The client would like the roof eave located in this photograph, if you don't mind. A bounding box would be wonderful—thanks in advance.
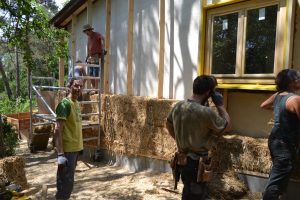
[50,0,86,28]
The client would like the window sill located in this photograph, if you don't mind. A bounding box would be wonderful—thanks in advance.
[217,83,276,91]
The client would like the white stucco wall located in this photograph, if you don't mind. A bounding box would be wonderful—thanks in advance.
[66,0,200,99]
[164,0,201,100]
[110,0,129,94]
[132,0,159,97]
[76,10,87,63]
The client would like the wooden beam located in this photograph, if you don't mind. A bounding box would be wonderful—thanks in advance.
[104,0,111,93]
[87,0,92,24]
[59,57,65,87]
[86,1,92,89]
[127,0,134,96]
[157,0,165,98]
[71,15,77,67]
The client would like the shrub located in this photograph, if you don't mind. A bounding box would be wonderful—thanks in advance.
[0,116,19,158]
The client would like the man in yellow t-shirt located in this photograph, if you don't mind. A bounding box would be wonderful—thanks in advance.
[54,78,83,200]
[166,75,231,200]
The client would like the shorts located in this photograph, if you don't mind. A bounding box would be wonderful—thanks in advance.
[88,67,99,77]
[74,68,82,77]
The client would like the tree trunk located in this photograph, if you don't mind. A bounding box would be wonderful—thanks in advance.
[15,47,20,97]
[0,115,5,158]
[0,58,13,99]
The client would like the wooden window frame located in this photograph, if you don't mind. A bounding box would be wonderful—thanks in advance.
[204,0,289,85]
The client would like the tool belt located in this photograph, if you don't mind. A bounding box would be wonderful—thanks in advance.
[170,151,218,188]
[196,155,218,182]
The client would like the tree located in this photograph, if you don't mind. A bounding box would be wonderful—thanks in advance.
[0,0,68,99]
[0,57,12,99]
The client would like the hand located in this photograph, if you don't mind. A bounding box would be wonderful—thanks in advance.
[103,50,107,55]
[57,154,68,165]
[211,91,224,106]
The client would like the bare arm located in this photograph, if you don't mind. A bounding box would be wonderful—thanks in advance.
[166,120,175,139]
[54,119,65,154]
[261,93,278,110]
[102,37,105,51]
[216,105,231,133]
[286,96,300,119]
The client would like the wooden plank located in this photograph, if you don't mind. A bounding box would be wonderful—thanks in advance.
[71,15,77,67]
[157,0,165,98]
[127,0,134,96]
[87,0,93,24]
[104,0,111,94]
[285,0,296,67]
[59,57,64,87]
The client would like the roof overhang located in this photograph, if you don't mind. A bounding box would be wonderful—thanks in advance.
[50,0,87,28]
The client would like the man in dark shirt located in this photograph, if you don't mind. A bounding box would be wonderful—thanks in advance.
[83,24,105,92]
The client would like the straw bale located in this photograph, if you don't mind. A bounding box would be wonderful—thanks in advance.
[213,135,271,174]
[33,124,52,133]
[0,156,27,189]
[208,170,247,199]
[84,94,177,159]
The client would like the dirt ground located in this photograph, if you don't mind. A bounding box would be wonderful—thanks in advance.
[16,140,182,200]
[15,140,264,200]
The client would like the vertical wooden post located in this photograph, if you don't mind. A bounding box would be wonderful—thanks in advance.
[59,57,65,87]
[157,0,165,99]
[87,0,93,24]
[104,0,111,94]
[127,0,134,96]
[71,15,77,67]
[223,89,228,110]
[86,0,92,89]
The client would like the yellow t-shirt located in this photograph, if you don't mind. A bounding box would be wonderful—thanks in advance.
[56,97,83,152]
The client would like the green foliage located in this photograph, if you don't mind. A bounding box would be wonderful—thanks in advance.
[0,0,69,99]
[1,117,19,157]
[0,96,32,114]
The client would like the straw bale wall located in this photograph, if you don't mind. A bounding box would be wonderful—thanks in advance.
[76,94,300,180]
[82,94,178,160]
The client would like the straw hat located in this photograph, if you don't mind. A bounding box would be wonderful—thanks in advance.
[83,24,94,32]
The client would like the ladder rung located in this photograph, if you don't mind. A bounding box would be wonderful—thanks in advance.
[34,86,67,90]
[77,63,100,68]
[32,76,55,80]
[79,101,99,104]
[83,137,98,141]
[33,114,56,122]
[81,113,99,117]
[78,76,101,80]
[32,122,54,126]
[82,124,99,129]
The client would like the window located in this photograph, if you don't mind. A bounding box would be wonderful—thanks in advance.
[204,0,291,84]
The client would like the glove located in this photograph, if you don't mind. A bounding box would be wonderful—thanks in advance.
[211,91,224,106]
[57,154,68,165]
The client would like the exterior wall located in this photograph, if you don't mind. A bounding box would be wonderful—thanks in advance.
[63,0,299,137]
[76,10,88,62]
[227,91,273,138]
[164,0,201,100]
[132,0,159,97]
[66,0,201,99]
[110,0,129,94]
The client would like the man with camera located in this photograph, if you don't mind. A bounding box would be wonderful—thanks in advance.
[166,75,231,200]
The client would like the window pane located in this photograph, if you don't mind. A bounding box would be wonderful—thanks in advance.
[212,13,238,74]
[245,5,278,74]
